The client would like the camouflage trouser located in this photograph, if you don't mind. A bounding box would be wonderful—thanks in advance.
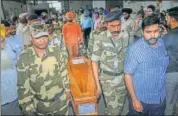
[100,74,127,115]
[79,44,87,57]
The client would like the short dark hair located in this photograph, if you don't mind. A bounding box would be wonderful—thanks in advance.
[167,6,178,21]
[80,9,84,14]
[94,12,99,16]
[11,15,18,23]
[147,5,155,12]
[137,10,144,18]
[1,20,10,27]
[141,14,160,30]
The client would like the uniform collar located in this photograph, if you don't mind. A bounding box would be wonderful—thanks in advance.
[30,46,50,61]
[106,31,112,38]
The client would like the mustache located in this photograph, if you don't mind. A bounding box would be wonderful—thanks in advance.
[111,31,120,35]
[11,32,16,35]
[148,38,158,40]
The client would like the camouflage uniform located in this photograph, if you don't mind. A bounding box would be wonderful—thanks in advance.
[87,28,103,59]
[17,22,70,115]
[100,15,105,24]
[91,30,129,115]
[79,43,87,57]
[48,33,65,51]
[121,17,135,44]
[53,20,63,36]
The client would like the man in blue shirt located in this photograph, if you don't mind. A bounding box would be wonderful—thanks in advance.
[163,6,178,115]
[124,14,169,115]
[80,10,93,49]
[9,22,24,57]
[1,20,22,115]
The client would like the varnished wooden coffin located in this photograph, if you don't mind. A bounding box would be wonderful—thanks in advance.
[67,57,98,115]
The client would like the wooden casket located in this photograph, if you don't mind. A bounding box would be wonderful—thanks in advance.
[67,57,98,115]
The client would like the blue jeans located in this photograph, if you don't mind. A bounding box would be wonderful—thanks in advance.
[165,72,178,115]
[128,96,166,116]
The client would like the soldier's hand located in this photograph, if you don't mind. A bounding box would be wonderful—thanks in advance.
[96,83,101,98]
[79,40,84,44]
[159,24,168,35]
[66,91,72,100]
[132,98,143,112]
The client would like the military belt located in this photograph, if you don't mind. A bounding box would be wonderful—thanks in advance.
[101,70,123,76]
[34,89,65,102]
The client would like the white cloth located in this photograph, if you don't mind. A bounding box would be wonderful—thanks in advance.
[16,23,31,45]
[121,17,135,44]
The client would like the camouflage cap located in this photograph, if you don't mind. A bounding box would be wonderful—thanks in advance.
[30,21,49,39]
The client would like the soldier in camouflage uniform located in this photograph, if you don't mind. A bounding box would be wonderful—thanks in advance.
[121,8,135,44]
[17,22,70,115]
[91,11,129,115]
[87,23,107,59]
[87,12,107,59]
[51,15,63,36]
[87,29,101,58]
[45,19,65,51]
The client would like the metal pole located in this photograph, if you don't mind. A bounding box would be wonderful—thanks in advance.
[1,0,5,19]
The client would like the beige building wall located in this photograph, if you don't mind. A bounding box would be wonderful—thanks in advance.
[2,1,27,20]
[69,0,92,10]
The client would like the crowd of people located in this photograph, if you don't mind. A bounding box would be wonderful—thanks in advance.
[1,4,178,115]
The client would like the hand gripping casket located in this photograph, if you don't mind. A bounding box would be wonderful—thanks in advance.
[67,57,98,115]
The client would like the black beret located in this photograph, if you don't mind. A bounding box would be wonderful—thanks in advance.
[27,14,38,20]
[167,6,178,16]
[104,11,122,22]
[122,8,132,14]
